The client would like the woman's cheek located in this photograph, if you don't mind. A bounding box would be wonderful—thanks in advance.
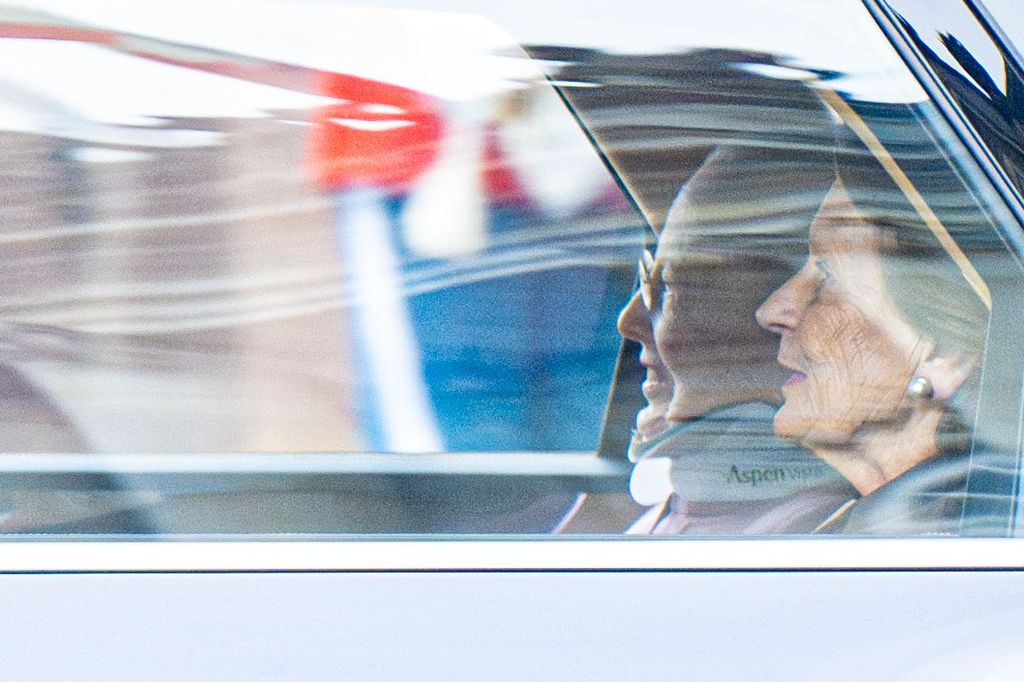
[798,299,860,365]
[654,296,689,357]
[848,321,918,427]
[798,299,915,437]
[795,301,875,439]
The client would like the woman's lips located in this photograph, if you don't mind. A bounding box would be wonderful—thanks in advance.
[640,365,670,400]
[636,368,672,447]
[784,371,807,386]
[641,377,669,399]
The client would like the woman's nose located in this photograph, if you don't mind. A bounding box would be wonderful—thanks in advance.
[617,290,655,346]
[756,269,812,334]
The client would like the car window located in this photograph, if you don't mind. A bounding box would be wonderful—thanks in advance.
[0,0,1022,537]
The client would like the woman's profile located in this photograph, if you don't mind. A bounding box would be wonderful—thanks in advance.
[755,113,1008,534]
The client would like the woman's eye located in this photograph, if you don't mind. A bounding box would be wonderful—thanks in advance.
[813,258,833,282]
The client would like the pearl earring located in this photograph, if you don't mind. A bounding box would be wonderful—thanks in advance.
[906,376,935,401]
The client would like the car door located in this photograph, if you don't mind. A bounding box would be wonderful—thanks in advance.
[0,1,1022,679]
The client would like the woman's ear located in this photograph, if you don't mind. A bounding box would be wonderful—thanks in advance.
[916,349,978,402]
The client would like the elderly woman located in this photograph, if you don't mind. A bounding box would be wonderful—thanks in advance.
[755,112,1000,534]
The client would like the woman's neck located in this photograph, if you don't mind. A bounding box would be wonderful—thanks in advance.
[811,408,943,496]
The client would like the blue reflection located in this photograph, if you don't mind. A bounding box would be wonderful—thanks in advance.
[335,189,637,453]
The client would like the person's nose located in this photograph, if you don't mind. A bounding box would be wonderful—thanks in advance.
[618,290,655,347]
[756,267,814,335]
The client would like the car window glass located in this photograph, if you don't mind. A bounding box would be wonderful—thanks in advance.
[0,0,1021,537]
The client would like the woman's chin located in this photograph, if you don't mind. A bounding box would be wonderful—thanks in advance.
[629,407,671,460]
[773,405,857,450]
[771,407,804,443]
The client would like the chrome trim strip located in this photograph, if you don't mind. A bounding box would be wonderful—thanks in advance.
[867,0,1024,242]
[966,0,1024,88]
[0,538,1019,572]
[0,452,625,477]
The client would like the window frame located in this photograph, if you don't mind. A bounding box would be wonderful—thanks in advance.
[2,0,1024,567]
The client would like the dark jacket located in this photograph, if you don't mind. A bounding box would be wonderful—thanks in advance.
[820,448,1016,536]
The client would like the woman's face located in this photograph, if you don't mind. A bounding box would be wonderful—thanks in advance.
[755,181,924,448]
[617,283,673,455]
[618,223,786,456]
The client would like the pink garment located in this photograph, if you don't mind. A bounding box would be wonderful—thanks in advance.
[627,490,854,535]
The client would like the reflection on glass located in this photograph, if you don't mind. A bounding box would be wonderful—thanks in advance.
[552,39,1021,535]
[0,0,1020,536]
